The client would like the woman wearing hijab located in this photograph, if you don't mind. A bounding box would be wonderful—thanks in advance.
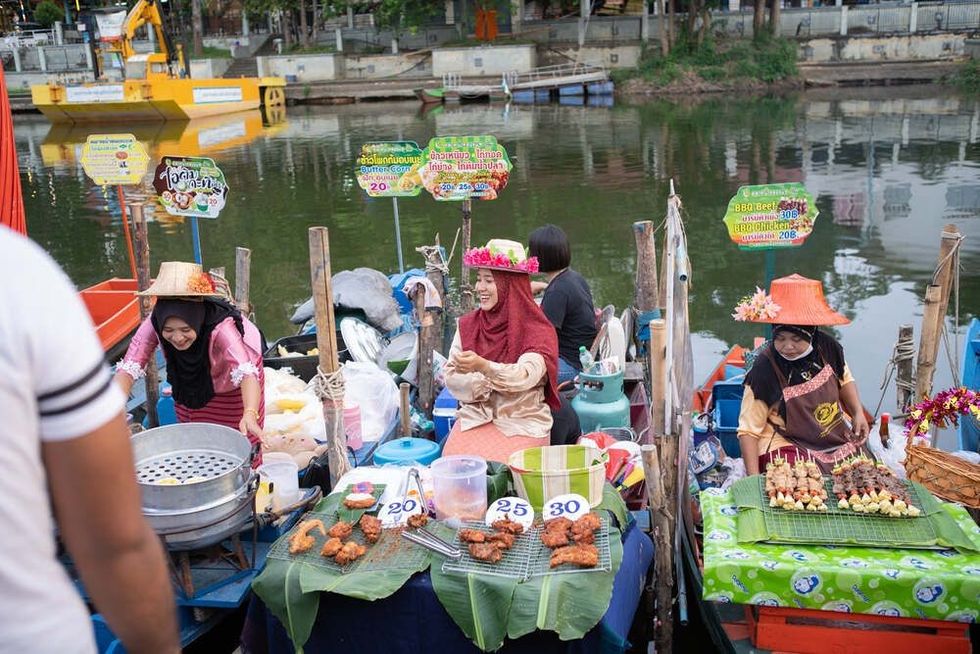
[735,274,870,476]
[114,262,265,453]
[442,239,563,463]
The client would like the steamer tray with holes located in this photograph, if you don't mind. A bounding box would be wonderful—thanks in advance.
[441,522,538,580]
[132,423,257,550]
[529,514,612,577]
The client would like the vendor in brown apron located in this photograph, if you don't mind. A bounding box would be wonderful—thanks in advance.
[735,274,871,476]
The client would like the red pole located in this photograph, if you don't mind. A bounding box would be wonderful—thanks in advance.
[0,64,27,236]
[117,185,138,279]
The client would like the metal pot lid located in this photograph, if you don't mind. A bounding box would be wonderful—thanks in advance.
[340,317,386,364]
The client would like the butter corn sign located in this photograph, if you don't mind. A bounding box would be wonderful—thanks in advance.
[355,141,425,198]
[723,183,818,250]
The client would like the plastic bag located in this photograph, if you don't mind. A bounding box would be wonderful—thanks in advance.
[262,368,326,466]
[342,361,399,442]
[291,268,402,333]
[866,423,908,478]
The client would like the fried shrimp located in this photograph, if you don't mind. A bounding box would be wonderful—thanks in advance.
[289,519,326,554]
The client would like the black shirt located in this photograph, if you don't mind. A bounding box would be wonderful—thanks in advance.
[539,268,598,369]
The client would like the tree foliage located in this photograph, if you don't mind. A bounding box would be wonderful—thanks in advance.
[319,0,444,33]
[33,0,65,27]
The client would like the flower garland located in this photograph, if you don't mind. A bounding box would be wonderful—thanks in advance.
[904,387,980,441]
[187,271,216,294]
[732,287,781,322]
[463,246,540,274]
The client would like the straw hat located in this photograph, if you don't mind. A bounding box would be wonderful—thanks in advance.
[463,238,540,274]
[137,261,224,298]
[734,273,850,326]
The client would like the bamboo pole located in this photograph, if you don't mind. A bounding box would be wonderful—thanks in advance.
[914,225,960,401]
[650,319,667,436]
[308,227,350,487]
[399,382,411,437]
[413,287,437,417]
[235,246,252,315]
[647,319,673,652]
[419,239,447,354]
[131,203,159,428]
[633,220,659,313]
[460,200,473,312]
[896,324,914,412]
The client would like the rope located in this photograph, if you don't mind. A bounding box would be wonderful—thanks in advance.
[416,244,449,277]
[874,330,915,418]
[932,230,965,389]
[312,365,345,401]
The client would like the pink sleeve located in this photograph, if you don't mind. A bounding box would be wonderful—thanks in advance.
[209,317,263,392]
[115,317,159,380]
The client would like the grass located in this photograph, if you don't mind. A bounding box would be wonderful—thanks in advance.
[948,59,980,94]
[285,43,337,55]
[189,45,232,60]
[613,33,799,88]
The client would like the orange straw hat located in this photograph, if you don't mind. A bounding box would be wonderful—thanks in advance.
[732,273,850,326]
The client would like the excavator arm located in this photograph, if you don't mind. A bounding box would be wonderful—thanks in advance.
[121,0,185,76]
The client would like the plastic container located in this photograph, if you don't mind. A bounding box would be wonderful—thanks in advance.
[156,385,177,426]
[372,437,440,466]
[344,402,363,450]
[711,379,745,458]
[508,445,605,512]
[433,386,459,444]
[256,460,299,511]
[264,333,348,382]
[431,455,487,521]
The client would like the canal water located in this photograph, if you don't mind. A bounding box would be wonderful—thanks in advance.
[13,86,980,420]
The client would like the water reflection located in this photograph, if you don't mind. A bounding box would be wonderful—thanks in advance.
[15,89,979,411]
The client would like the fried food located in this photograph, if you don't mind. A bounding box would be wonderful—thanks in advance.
[328,521,353,539]
[543,517,573,532]
[540,517,573,549]
[359,514,382,543]
[491,517,525,535]
[458,529,487,543]
[288,519,326,554]
[468,542,503,563]
[320,537,343,557]
[571,513,601,544]
[343,492,377,509]
[335,541,367,565]
[550,544,599,569]
[487,532,515,550]
[407,513,429,529]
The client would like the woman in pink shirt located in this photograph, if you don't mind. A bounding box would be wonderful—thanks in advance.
[114,262,265,453]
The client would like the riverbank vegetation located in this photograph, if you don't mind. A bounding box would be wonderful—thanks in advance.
[948,60,980,94]
[615,34,800,94]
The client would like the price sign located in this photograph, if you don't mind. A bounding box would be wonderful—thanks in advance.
[542,493,590,522]
[379,497,424,527]
[152,155,229,219]
[484,497,534,530]
[80,133,149,186]
[355,141,425,198]
[722,183,818,250]
[417,135,512,201]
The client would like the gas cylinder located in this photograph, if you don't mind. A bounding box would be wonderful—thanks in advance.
[570,368,631,433]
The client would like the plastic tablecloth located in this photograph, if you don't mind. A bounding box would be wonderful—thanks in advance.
[701,486,980,621]
[241,523,653,653]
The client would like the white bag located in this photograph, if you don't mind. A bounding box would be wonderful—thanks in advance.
[342,361,399,442]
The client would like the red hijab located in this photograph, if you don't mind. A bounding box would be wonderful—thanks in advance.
[459,269,561,411]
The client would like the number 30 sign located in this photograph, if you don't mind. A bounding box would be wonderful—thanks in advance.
[542,493,590,521]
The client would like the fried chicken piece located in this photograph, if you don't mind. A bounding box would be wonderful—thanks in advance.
[407,513,429,529]
[487,532,515,550]
[320,537,343,557]
[543,517,573,532]
[359,514,382,544]
[491,517,525,535]
[343,493,377,509]
[288,519,326,554]
[540,517,572,549]
[328,521,353,539]
[550,544,599,569]
[468,542,503,563]
[571,513,601,536]
[335,541,367,565]
[458,529,487,543]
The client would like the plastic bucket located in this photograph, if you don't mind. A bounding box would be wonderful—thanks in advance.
[431,455,487,521]
[508,445,605,512]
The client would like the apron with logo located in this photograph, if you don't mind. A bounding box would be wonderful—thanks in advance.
[763,347,864,472]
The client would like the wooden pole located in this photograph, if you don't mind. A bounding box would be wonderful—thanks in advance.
[399,382,411,437]
[117,186,137,279]
[633,220,659,313]
[914,225,960,401]
[131,203,159,428]
[460,200,473,312]
[235,246,252,315]
[420,240,447,354]
[650,319,667,436]
[647,318,673,651]
[413,287,436,418]
[308,226,350,487]
[896,324,915,412]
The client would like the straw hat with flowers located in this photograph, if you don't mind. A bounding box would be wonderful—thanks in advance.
[463,238,540,274]
[732,273,849,326]
[138,261,230,299]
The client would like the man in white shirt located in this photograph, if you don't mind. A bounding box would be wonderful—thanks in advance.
[0,226,178,653]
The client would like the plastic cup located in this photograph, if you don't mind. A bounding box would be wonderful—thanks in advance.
[344,402,363,450]
[431,455,487,521]
[257,460,299,512]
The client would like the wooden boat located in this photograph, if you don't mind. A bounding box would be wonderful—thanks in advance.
[414,87,445,104]
[79,277,141,356]
[960,317,980,452]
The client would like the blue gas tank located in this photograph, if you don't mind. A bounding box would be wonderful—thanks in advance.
[570,369,631,433]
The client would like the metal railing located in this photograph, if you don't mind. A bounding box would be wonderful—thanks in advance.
[507,62,607,88]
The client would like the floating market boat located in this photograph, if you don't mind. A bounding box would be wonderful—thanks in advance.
[960,318,979,453]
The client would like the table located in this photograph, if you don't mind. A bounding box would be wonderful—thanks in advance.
[701,486,980,621]
[241,523,654,653]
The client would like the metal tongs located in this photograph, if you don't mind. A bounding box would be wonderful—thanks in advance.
[398,467,461,559]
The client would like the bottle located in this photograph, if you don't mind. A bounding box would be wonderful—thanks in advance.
[879,413,891,447]
[157,385,178,426]
[579,346,594,373]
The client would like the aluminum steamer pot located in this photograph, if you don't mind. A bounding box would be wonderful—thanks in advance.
[131,423,256,551]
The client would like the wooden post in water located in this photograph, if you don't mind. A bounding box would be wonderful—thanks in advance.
[915,225,961,402]
[648,318,673,651]
[131,203,159,428]
[308,227,350,487]
[633,220,659,314]
[460,200,473,312]
[896,324,915,412]
[412,286,437,418]
[235,246,252,315]
[419,239,447,354]
[117,186,137,279]
[650,319,667,436]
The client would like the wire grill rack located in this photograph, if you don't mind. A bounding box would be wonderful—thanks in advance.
[441,522,538,580]
[753,477,940,548]
[528,514,612,577]
[267,511,428,574]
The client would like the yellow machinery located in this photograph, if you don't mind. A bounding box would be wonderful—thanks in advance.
[31,0,285,123]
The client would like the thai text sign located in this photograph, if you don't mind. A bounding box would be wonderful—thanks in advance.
[152,156,228,219]
[723,183,818,250]
[355,141,425,197]
[418,135,512,201]
[80,133,149,186]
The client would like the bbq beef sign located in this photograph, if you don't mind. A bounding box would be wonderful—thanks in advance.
[153,156,229,219]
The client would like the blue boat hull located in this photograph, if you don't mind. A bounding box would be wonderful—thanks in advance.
[959,317,979,452]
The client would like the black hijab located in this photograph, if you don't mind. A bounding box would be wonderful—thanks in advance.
[744,325,846,417]
[151,298,245,409]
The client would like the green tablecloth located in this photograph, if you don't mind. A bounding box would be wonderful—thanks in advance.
[701,486,980,622]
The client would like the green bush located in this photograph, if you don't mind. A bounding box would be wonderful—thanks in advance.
[33,0,64,27]
[949,60,980,94]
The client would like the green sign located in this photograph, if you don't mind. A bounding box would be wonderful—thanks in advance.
[723,183,818,250]
[152,156,228,220]
[418,135,512,201]
[355,141,425,197]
